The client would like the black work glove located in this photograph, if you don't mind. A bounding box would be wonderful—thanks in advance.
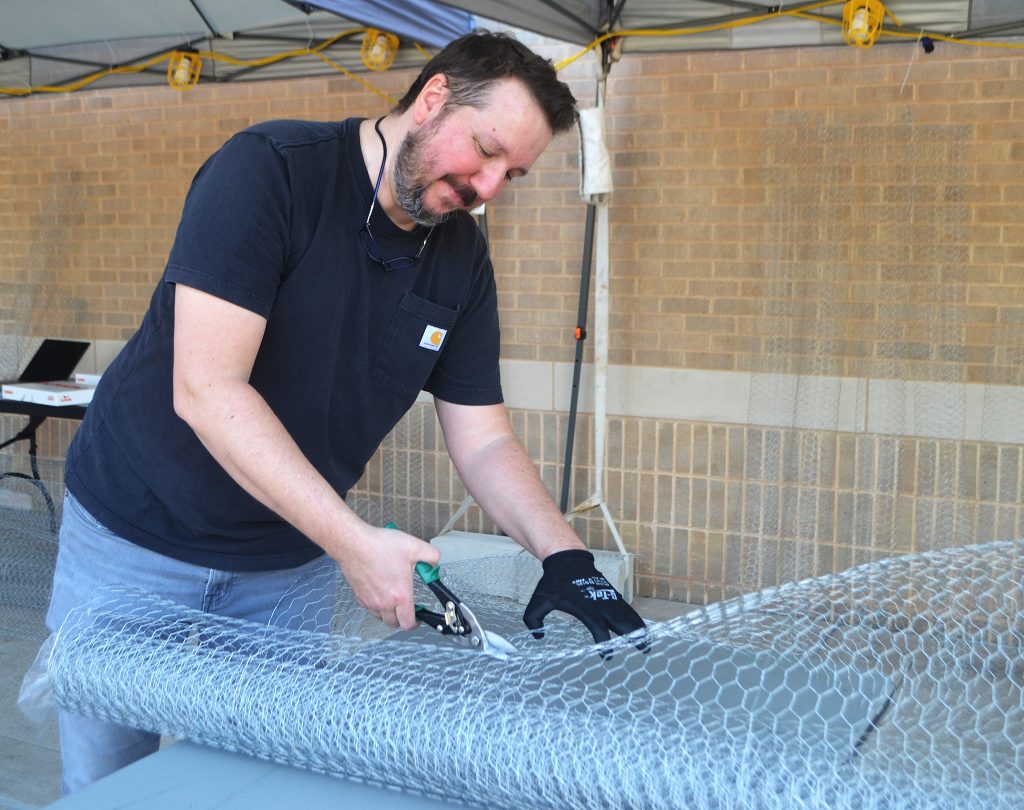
[523,549,649,653]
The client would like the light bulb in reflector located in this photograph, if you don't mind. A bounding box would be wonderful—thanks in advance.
[849,8,870,42]
[841,0,892,49]
[173,56,193,85]
[167,51,201,91]
[360,29,399,72]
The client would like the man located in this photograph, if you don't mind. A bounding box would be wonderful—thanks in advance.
[46,30,647,793]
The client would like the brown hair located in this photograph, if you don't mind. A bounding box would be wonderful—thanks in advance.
[395,30,578,134]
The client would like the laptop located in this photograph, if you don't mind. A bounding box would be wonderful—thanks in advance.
[15,339,90,383]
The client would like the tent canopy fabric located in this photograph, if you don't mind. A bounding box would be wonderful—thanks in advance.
[0,0,471,50]
[436,0,1024,52]
[2,1,1023,96]
[0,1,471,95]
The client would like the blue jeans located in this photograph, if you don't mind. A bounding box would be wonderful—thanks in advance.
[46,490,338,795]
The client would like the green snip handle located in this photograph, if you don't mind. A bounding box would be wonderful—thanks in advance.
[384,522,441,586]
[416,561,441,585]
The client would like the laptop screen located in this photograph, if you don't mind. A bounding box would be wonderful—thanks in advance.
[17,339,90,383]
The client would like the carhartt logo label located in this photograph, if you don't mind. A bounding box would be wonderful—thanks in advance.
[419,325,447,351]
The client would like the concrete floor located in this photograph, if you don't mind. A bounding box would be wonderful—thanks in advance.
[0,591,689,810]
[1,607,60,810]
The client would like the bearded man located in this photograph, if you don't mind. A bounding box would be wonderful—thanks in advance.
[47,30,646,794]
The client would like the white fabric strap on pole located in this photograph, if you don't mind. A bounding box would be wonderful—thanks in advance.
[579,105,613,202]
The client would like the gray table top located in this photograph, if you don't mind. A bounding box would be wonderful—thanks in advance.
[46,740,469,809]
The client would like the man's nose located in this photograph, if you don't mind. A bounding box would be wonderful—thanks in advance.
[471,163,509,203]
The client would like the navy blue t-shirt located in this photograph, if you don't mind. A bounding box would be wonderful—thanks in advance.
[65,118,503,571]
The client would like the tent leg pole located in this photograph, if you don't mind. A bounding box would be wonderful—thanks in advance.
[560,202,597,513]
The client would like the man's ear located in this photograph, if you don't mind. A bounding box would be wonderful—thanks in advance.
[412,73,449,125]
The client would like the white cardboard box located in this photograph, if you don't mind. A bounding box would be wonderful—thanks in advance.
[1,380,95,406]
[74,373,103,386]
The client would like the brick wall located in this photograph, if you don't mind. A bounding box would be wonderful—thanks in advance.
[3,36,1023,603]
[4,40,1023,377]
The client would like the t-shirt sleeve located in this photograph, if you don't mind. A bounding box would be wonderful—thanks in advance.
[424,246,503,406]
[164,132,292,318]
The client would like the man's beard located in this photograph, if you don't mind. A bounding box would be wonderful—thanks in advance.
[393,118,478,228]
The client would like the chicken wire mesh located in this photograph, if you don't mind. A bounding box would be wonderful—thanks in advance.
[36,538,1024,810]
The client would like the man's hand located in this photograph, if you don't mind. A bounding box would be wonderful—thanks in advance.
[335,525,440,631]
[523,549,649,652]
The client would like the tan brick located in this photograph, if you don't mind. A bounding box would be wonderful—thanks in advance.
[952,59,1011,81]
[716,71,771,91]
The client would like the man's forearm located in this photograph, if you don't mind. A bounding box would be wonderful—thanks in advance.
[451,432,586,560]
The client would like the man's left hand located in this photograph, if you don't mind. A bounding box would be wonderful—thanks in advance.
[523,549,649,652]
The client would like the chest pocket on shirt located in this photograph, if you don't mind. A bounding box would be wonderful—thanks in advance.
[371,291,459,399]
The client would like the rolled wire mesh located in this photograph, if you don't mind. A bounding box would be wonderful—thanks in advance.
[44,539,1024,809]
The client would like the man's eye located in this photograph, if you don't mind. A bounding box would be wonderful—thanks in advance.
[476,141,492,158]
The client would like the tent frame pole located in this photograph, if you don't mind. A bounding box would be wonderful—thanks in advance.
[559,203,596,512]
[562,203,626,556]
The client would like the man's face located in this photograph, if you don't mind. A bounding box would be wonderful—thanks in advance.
[392,78,554,228]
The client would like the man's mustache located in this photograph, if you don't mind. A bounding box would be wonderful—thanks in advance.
[442,175,478,208]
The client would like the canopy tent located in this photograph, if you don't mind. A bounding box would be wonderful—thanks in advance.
[0,1,472,96]
[438,0,1024,53]
[2,1,1023,97]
